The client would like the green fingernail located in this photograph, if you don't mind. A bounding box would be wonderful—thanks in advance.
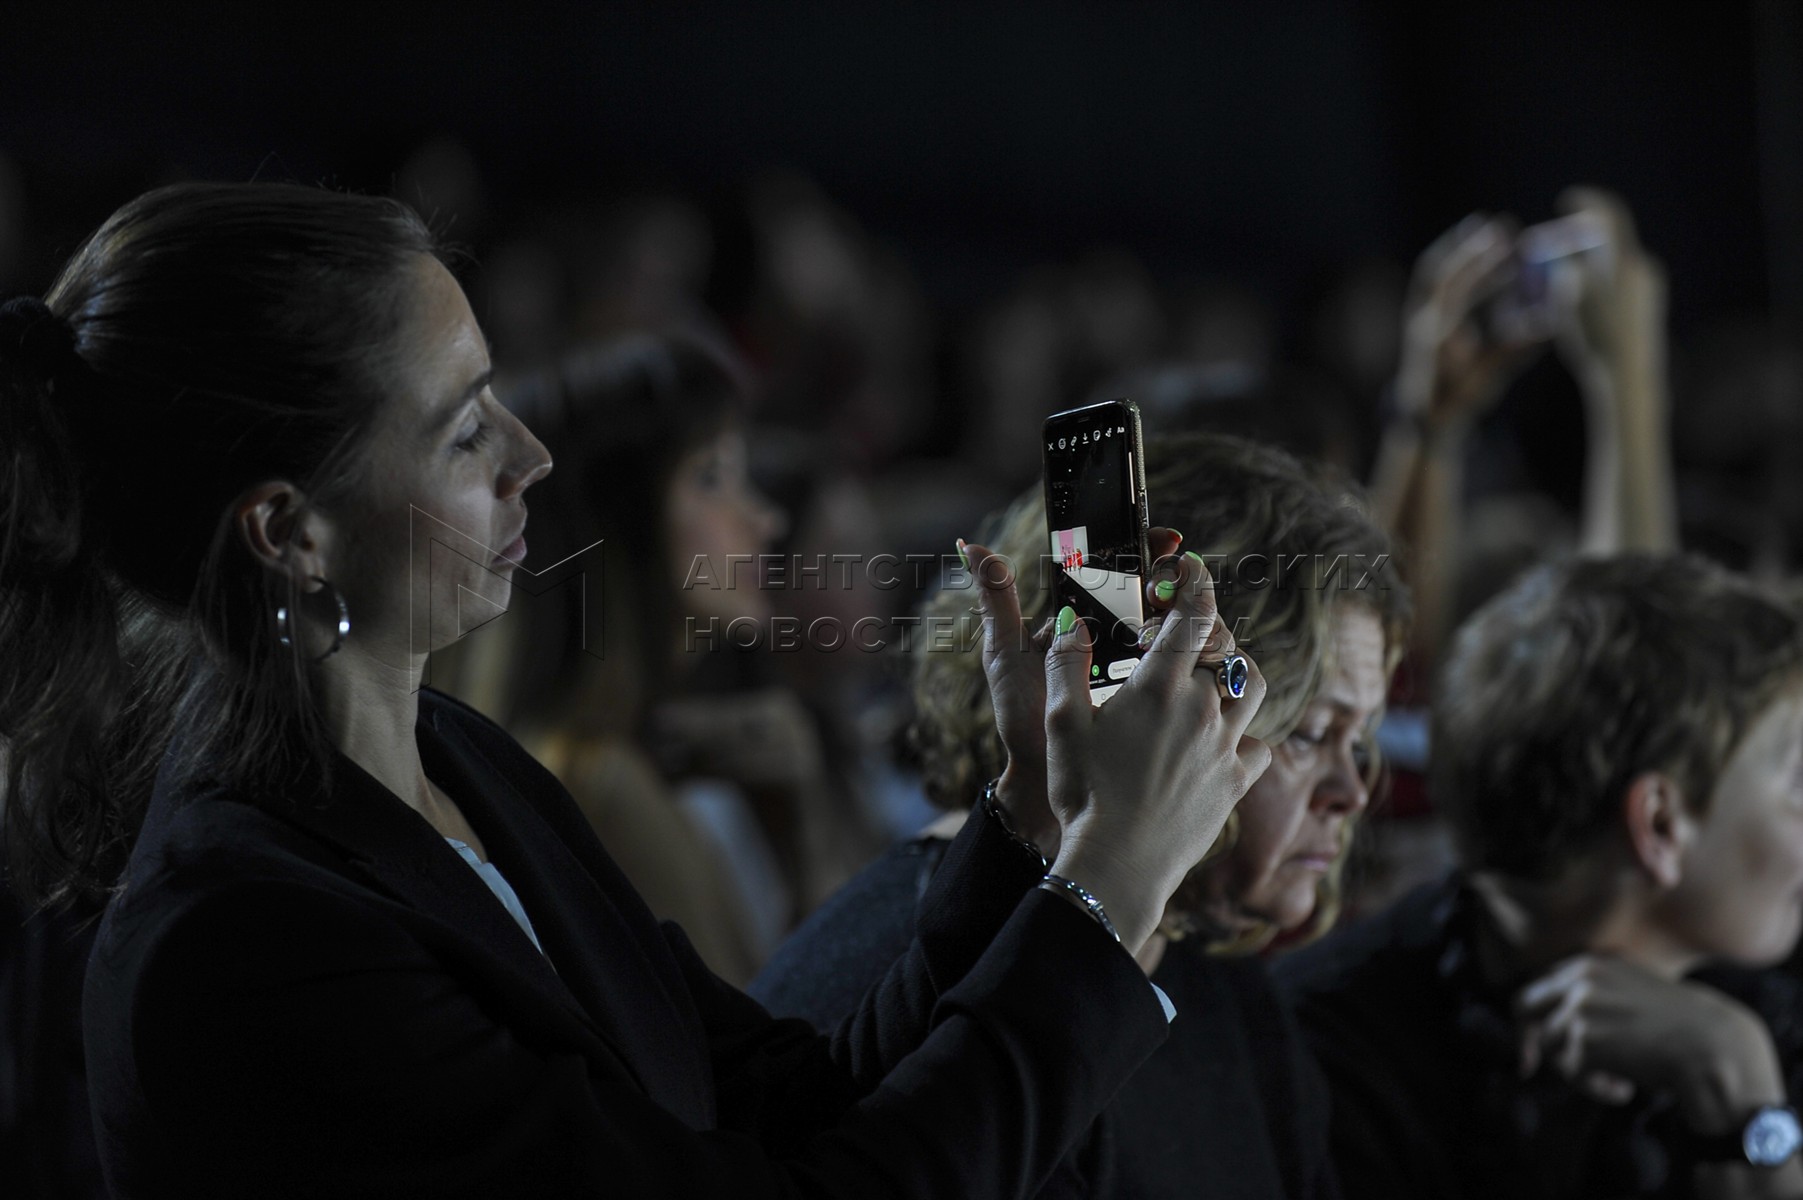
[1155,578,1177,601]
[1056,605,1077,636]
[956,539,969,569]
[1185,550,1204,565]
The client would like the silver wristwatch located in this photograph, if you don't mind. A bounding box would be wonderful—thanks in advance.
[1688,1105,1803,1168]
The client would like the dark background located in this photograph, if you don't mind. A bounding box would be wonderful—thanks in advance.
[2,1,1796,334]
[4,10,1801,1197]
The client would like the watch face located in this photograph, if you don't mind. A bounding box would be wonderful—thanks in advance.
[1744,1107,1802,1168]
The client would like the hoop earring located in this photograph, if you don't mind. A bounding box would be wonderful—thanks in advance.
[275,575,351,663]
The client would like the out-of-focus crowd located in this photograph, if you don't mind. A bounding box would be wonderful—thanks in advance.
[5,133,1803,1198]
[262,140,1800,981]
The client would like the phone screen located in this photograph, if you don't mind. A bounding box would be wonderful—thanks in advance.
[1043,400,1149,705]
[1489,212,1611,343]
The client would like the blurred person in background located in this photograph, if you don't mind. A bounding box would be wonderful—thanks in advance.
[731,172,937,471]
[755,432,1410,1199]
[1084,272,1366,492]
[1108,358,1365,479]
[1687,567,1803,1166]
[1063,250,1168,399]
[1303,255,1410,476]
[1167,276,1274,400]
[1370,186,1677,670]
[1351,186,1679,916]
[963,251,1167,496]
[719,172,997,846]
[445,333,883,986]
[1278,554,1803,1200]
[964,268,1072,492]
[472,189,729,377]
[568,191,718,346]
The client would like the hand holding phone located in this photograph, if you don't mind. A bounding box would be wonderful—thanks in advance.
[1487,210,1612,345]
[1542,187,1666,395]
[1397,213,1556,436]
[1038,549,1271,953]
[961,519,1187,861]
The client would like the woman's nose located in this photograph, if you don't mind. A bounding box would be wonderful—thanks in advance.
[1312,740,1370,817]
[501,422,554,499]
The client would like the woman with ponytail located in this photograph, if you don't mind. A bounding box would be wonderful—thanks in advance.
[0,182,1271,1198]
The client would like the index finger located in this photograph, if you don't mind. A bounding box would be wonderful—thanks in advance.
[1413,212,1488,297]
[1436,220,1518,317]
[1146,526,1182,563]
[961,539,1026,663]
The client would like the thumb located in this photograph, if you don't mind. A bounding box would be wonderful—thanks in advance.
[1043,605,1096,775]
[1556,184,1638,252]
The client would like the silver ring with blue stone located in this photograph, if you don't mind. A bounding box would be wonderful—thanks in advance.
[1198,652,1250,701]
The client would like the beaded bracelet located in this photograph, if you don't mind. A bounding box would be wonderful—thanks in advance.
[980,777,1050,873]
[1038,874,1121,943]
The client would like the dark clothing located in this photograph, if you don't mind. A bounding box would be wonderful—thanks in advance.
[755,836,943,1030]
[1274,873,1720,1200]
[83,688,1169,1199]
[754,834,1341,1200]
[0,887,105,1200]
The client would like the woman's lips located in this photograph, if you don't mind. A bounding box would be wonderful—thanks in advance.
[1291,853,1338,872]
[493,533,527,566]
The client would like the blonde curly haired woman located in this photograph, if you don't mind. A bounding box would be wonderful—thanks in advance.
[755,432,1411,1199]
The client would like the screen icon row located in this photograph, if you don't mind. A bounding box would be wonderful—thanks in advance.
[1045,425,1129,451]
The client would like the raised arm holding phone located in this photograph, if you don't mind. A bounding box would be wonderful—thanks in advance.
[1370,185,1678,668]
[0,181,1278,1199]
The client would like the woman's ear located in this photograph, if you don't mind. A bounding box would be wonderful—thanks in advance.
[234,481,329,586]
[1622,771,1692,888]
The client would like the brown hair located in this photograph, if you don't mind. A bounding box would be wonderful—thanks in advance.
[909,432,1410,948]
[0,182,437,906]
[1434,553,1803,882]
[492,333,747,741]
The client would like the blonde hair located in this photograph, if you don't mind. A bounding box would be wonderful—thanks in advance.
[909,433,1409,951]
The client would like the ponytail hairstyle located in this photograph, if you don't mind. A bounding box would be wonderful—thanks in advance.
[0,182,438,907]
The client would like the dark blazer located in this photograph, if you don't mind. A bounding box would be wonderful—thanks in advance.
[83,688,1168,1198]
[0,886,106,1200]
[755,835,1341,1200]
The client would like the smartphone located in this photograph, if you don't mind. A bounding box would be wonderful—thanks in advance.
[1489,211,1612,343]
[1042,399,1152,706]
